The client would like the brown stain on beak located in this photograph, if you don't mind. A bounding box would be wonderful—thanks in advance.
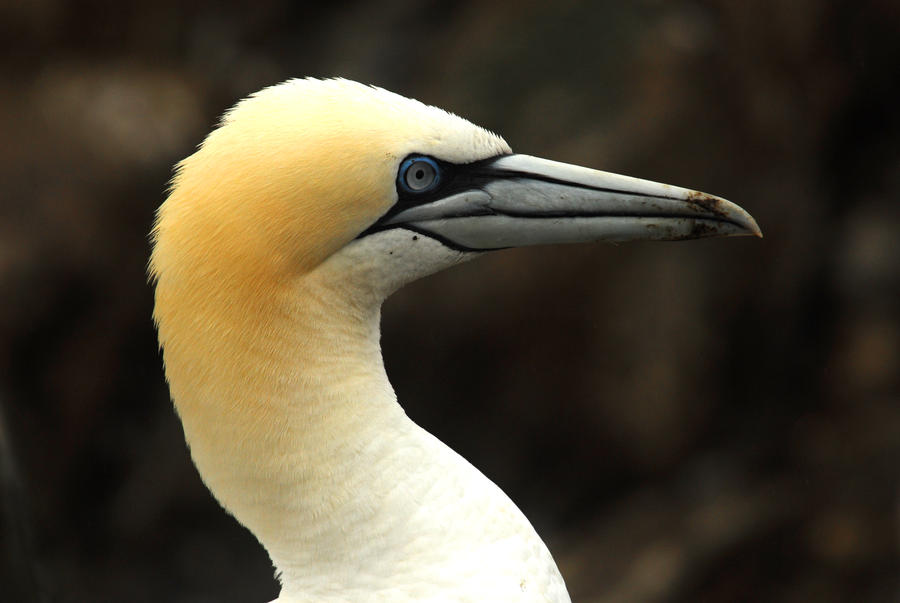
[685,190,731,220]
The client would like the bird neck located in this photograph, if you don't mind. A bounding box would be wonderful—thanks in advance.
[156,236,568,600]
[158,254,477,596]
[166,269,398,556]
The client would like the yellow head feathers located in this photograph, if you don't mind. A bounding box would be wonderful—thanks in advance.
[150,78,509,286]
[149,78,510,431]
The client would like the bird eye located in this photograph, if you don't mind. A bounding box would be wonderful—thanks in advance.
[399,157,440,193]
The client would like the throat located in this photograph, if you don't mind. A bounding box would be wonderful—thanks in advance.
[156,238,560,598]
[161,269,455,591]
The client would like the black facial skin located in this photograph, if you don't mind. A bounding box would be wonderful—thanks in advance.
[357,154,509,240]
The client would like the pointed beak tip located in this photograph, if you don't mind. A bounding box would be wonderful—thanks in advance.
[693,191,762,240]
[743,213,764,239]
[735,213,763,239]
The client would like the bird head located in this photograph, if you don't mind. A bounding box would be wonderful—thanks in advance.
[150,77,759,306]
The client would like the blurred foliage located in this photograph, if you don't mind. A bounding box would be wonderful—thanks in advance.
[0,0,898,602]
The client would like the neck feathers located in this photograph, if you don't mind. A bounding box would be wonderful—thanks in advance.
[155,253,401,567]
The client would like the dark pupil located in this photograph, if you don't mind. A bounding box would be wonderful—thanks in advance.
[415,169,425,180]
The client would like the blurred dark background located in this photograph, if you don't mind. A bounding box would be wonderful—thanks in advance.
[1,1,898,601]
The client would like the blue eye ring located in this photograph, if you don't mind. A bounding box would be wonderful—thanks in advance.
[398,156,440,194]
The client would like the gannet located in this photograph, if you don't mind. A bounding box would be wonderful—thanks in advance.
[149,78,760,602]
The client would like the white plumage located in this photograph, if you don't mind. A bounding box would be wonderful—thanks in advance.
[150,78,759,602]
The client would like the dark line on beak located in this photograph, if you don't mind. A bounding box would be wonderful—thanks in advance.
[485,168,687,203]
[397,224,485,253]
[485,208,748,229]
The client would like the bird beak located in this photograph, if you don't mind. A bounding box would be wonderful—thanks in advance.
[376,154,761,251]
